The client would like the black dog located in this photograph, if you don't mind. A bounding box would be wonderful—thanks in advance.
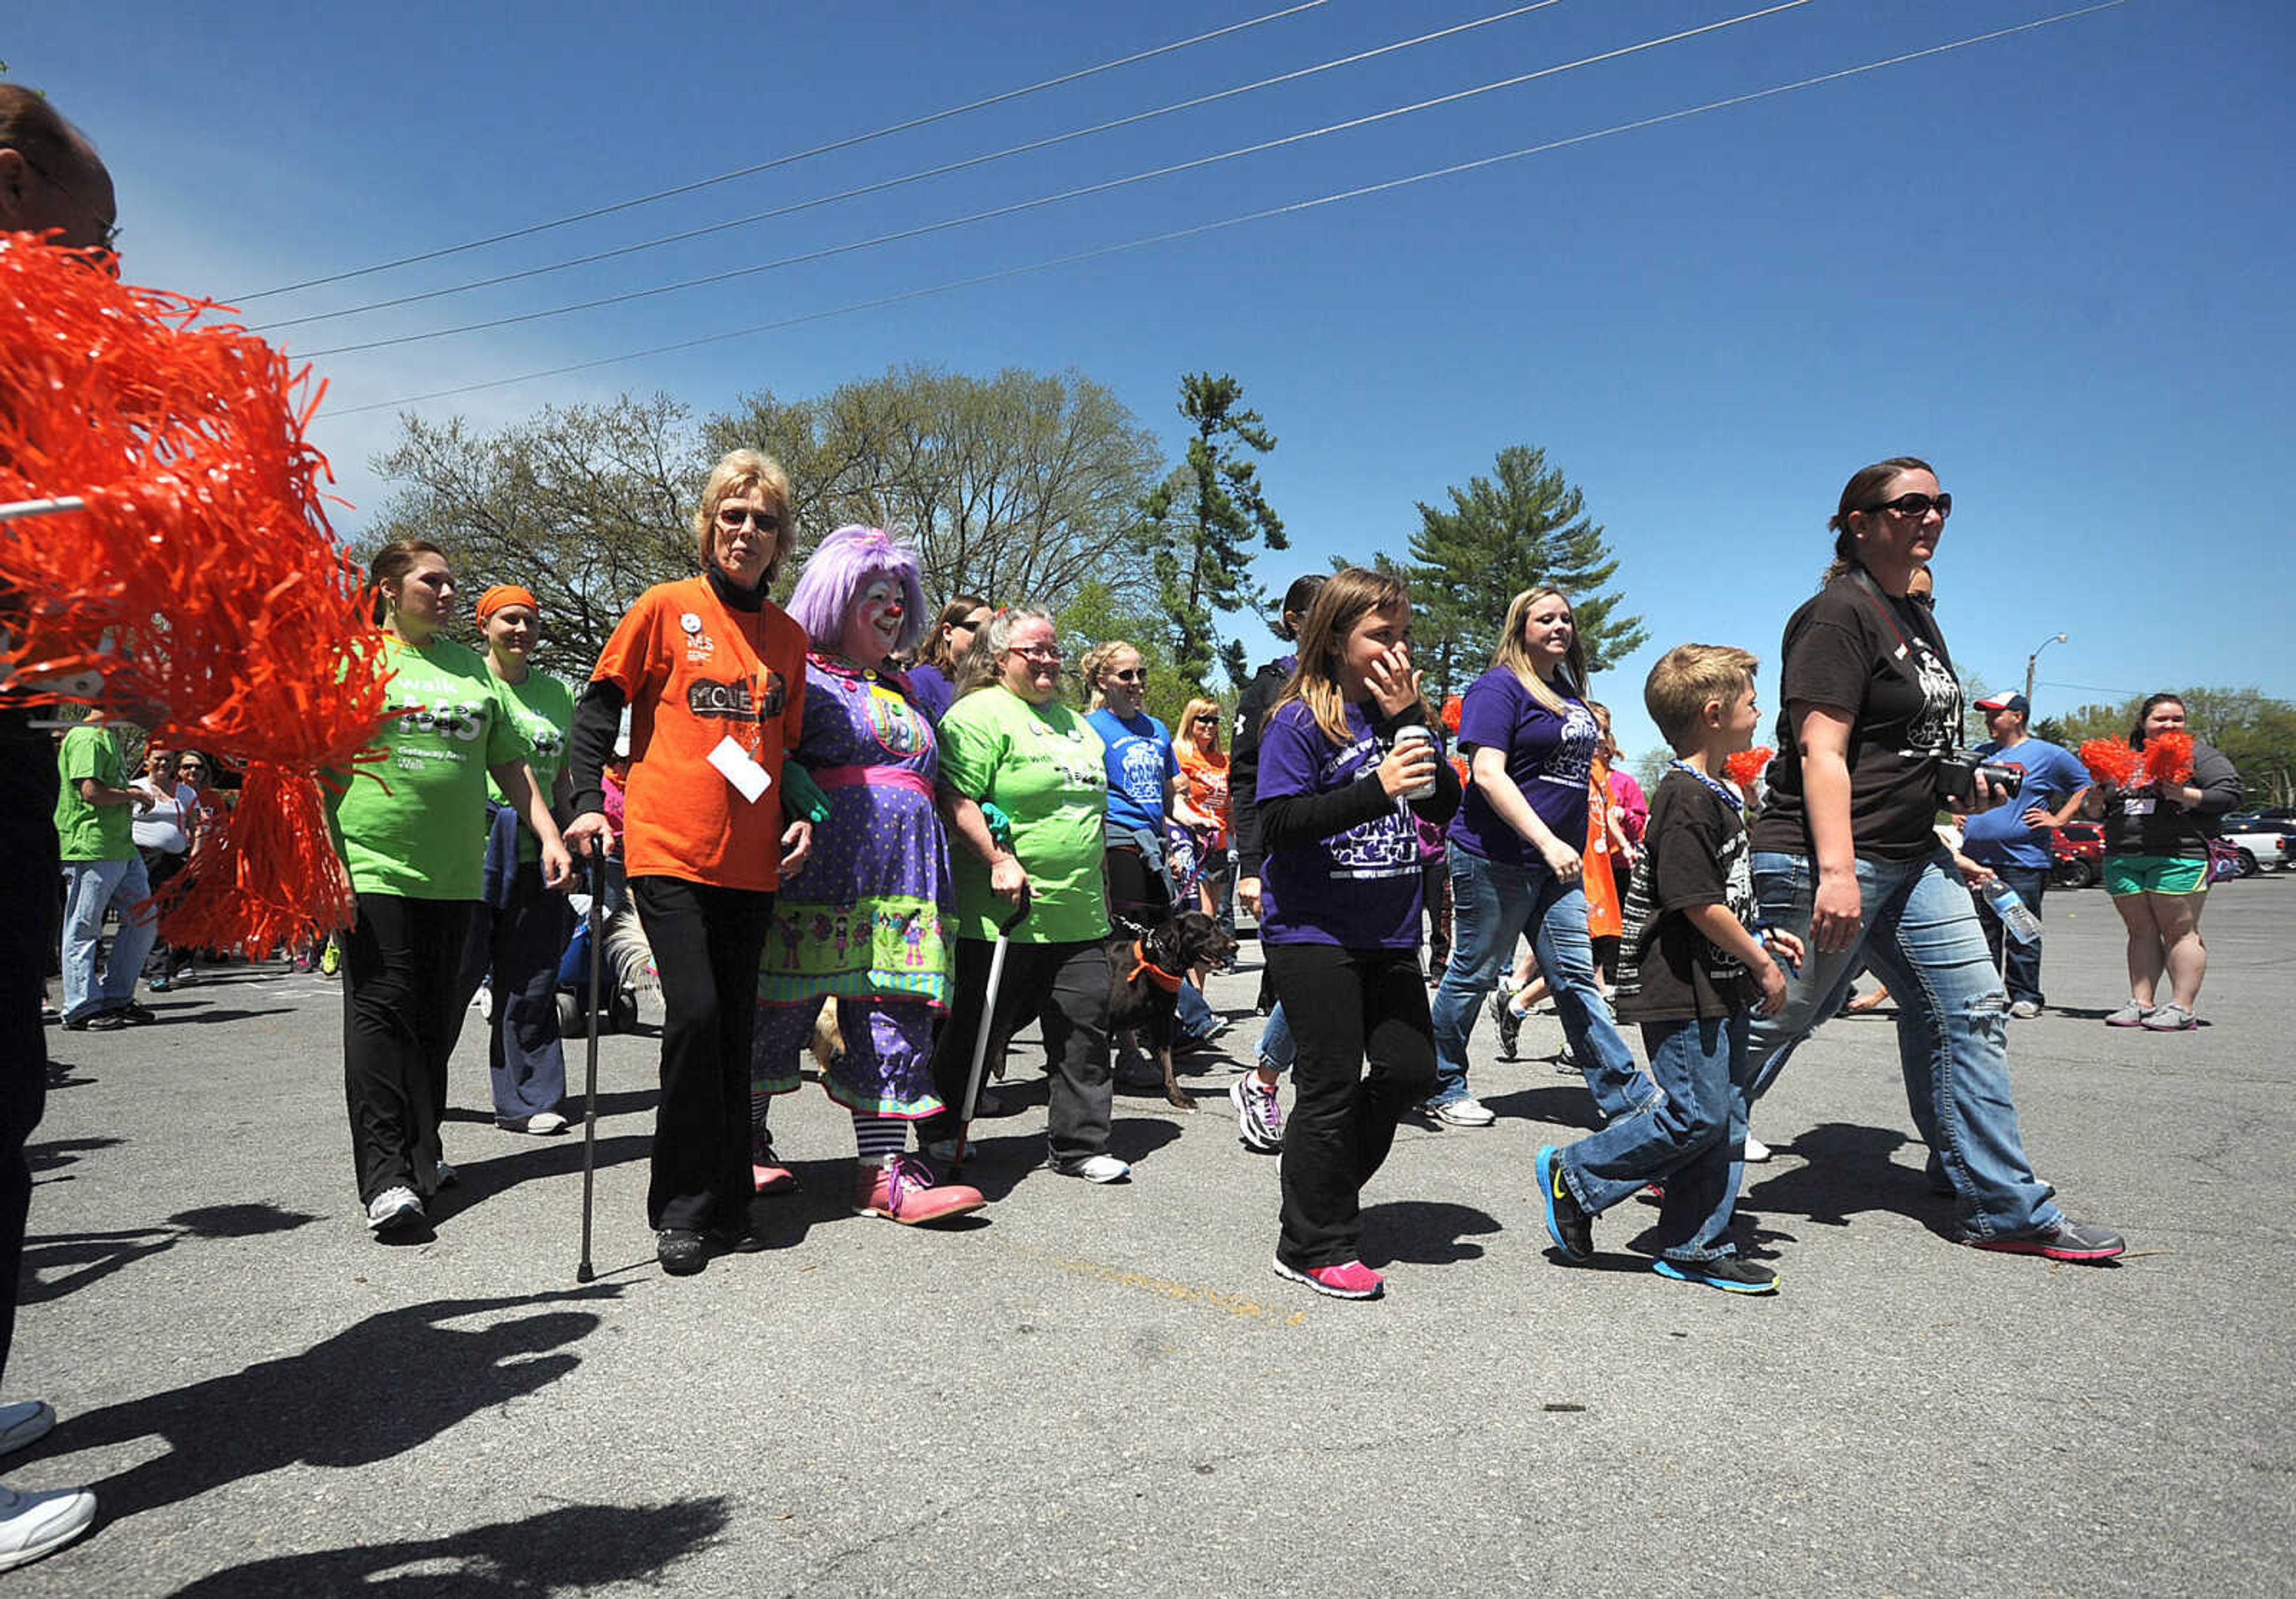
[1106,910,1239,1110]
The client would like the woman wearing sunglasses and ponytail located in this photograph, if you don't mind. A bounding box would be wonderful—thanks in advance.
[1741,457,2123,1264]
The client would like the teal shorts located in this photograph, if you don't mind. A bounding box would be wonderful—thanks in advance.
[2104,854,2208,896]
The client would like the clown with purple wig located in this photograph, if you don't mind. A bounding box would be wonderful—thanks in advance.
[753,525,984,1224]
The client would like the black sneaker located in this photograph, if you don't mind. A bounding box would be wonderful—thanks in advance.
[1654,1255,1778,1294]
[1490,989,1522,1061]
[60,1012,128,1033]
[1963,1217,2125,1263]
[113,1003,158,1025]
[1534,1145,1593,1262]
[656,1229,710,1276]
[707,1224,769,1255]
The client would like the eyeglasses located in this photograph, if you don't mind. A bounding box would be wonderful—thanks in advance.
[1862,492,1952,520]
[1009,645,1064,664]
[1107,669,1149,684]
[949,618,984,634]
[1190,715,1217,725]
[20,152,121,254]
[716,505,782,532]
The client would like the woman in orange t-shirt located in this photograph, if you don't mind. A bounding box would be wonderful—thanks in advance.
[564,448,813,1278]
[1174,695,1233,927]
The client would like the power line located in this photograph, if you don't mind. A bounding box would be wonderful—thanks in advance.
[328,2,2129,419]
[298,1,1816,359]
[252,2,1570,335]
[230,2,1330,303]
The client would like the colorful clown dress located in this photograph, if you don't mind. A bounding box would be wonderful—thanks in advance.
[754,655,955,1118]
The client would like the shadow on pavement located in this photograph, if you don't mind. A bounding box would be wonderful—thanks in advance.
[430,1134,652,1225]
[23,1202,319,1306]
[28,1288,623,1521]
[166,1494,731,1596]
[29,1135,121,1182]
[1363,1199,1502,1265]
[1740,1121,1958,1241]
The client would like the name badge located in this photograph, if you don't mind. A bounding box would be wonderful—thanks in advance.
[2123,796,2155,817]
[707,736,772,804]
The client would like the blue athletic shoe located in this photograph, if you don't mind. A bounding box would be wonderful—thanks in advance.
[1653,1256,1778,1294]
[1534,1145,1592,1262]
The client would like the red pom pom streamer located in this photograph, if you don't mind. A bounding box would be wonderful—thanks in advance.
[2078,739,2142,787]
[2142,730,2194,787]
[0,232,390,954]
[1440,695,1463,734]
[1724,746,1775,789]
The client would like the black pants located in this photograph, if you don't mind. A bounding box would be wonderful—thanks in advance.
[1104,841,1171,930]
[921,936,1112,1168]
[139,846,192,979]
[633,875,775,1231]
[0,723,57,1389]
[342,894,475,1205]
[1265,942,1439,1270]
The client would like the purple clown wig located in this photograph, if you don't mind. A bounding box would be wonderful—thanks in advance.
[784,524,930,657]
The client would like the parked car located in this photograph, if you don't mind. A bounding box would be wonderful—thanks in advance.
[2050,821,2106,889]
[2220,815,2296,876]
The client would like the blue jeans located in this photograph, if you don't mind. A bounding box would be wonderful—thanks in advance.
[1256,1000,1295,1075]
[1971,860,2049,1007]
[1177,979,1217,1038]
[1430,851,1650,1119]
[1560,1012,1752,1261]
[60,855,158,1024]
[1746,849,2062,1240]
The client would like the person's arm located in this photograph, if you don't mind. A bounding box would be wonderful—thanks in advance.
[937,787,1026,902]
[491,758,573,888]
[1167,769,1214,831]
[1681,902,1796,1016]
[2184,743,2242,817]
[78,775,148,809]
[2024,776,2090,833]
[1793,703,1863,951]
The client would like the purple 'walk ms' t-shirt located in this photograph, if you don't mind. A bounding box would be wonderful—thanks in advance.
[1257,699,1424,948]
[1446,666,1599,868]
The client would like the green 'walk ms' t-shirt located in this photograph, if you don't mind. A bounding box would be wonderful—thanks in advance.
[484,668,575,862]
[936,685,1110,944]
[330,635,530,900]
[54,723,133,863]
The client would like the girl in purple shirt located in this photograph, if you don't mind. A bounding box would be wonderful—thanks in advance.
[1256,569,1460,1301]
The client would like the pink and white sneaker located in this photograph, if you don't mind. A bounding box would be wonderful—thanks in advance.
[855,1154,985,1225]
[751,1140,799,1197]
[1272,1257,1385,1299]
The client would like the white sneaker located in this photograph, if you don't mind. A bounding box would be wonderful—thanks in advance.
[475,985,494,1022]
[1055,1153,1132,1183]
[523,1111,569,1136]
[1742,1134,1773,1164]
[365,1186,425,1231]
[0,1402,54,1458]
[0,1482,96,1573]
[1428,1095,1497,1128]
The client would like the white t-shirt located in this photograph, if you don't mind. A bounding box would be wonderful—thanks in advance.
[130,780,198,853]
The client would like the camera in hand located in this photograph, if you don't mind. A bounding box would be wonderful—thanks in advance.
[1934,749,2023,806]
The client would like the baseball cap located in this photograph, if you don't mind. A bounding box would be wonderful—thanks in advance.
[1974,692,2029,715]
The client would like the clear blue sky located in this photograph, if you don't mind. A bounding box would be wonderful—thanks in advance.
[11,0,2289,761]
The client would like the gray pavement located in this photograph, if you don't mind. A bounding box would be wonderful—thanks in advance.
[10,874,2295,1597]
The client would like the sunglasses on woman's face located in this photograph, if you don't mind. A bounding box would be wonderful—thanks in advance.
[1863,492,1952,520]
[716,505,781,531]
[1107,669,1149,685]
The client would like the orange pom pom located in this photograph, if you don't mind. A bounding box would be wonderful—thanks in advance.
[1724,747,1775,789]
[154,764,356,957]
[2142,730,2194,787]
[1,232,389,951]
[2078,739,2142,787]
[1440,695,1463,733]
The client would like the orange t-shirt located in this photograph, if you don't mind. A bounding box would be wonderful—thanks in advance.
[1584,756,1622,939]
[1176,743,1231,849]
[590,576,807,893]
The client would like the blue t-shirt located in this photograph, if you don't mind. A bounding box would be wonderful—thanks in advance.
[1257,700,1423,948]
[905,664,955,727]
[1963,736,2089,869]
[1446,666,1598,868]
[1088,707,1179,834]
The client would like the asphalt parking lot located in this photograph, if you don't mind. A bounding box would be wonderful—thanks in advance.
[11,872,2294,1596]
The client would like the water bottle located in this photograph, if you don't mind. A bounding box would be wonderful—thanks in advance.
[1983,879,2042,944]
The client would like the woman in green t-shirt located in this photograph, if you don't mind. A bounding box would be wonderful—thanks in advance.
[332,541,572,1237]
[919,606,1129,1183]
[447,584,578,1137]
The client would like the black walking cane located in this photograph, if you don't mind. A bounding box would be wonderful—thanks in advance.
[951,886,1031,1179]
[576,847,606,1284]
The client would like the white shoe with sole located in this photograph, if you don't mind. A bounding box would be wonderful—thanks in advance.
[1428,1095,1497,1128]
[1055,1153,1132,1183]
[0,1482,96,1573]
[1742,1134,1773,1164]
[365,1186,425,1231]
